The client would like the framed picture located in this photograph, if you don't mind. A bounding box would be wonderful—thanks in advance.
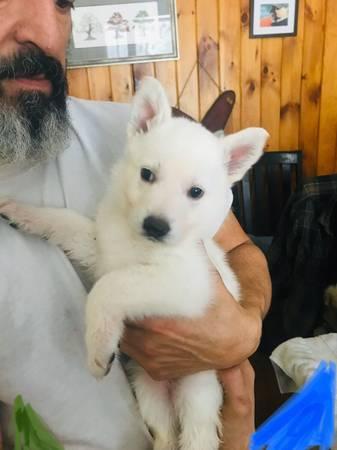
[67,0,179,68]
[250,0,299,38]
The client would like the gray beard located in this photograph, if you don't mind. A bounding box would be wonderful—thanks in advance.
[0,92,71,167]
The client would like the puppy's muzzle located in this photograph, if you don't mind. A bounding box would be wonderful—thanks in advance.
[143,216,170,241]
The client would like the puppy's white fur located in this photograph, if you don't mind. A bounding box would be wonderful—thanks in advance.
[0,77,269,450]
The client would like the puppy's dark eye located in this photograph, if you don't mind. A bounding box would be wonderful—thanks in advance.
[188,186,204,199]
[141,168,156,183]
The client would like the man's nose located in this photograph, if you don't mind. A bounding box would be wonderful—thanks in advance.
[13,0,66,60]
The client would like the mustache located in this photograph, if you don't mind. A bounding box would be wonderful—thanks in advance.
[0,48,67,97]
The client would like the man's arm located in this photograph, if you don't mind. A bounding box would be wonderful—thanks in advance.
[121,211,271,381]
[216,211,271,319]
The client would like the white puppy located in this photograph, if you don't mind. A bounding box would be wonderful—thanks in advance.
[0,77,268,450]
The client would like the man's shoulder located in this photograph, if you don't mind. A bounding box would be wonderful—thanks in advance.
[68,96,130,114]
[66,97,131,167]
[68,97,130,123]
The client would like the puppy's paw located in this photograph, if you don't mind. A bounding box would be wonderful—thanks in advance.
[0,196,11,205]
[0,198,20,228]
[86,304,124,379]
[88,350,117,379]
[85,275,125,379]
[86,330,120,379]
[0,197,14,213]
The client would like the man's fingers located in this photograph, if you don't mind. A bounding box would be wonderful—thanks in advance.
[120,326,147,355]
[218,361,255,450]
[124,316,192,337]
[219,360,255,394]
[220,361,255,413]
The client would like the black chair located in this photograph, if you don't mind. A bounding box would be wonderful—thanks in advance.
[232,151,303,241]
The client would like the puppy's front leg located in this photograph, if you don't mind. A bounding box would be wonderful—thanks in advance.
[0,198,96,269]
[86,265,209,378]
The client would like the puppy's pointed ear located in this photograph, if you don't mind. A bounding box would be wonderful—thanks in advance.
[222,127,270,184]
[128,77,171,137]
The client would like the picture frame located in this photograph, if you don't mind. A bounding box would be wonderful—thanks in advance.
[67,0,179,68]
[249,0,299,38]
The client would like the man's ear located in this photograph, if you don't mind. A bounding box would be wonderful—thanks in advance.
[128,77,172,137]
[222,127,270,184]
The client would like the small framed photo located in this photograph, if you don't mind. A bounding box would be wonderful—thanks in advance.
[67,0,179,68]
[250,0,299,38]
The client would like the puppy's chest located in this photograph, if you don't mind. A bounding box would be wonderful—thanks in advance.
[96,237,210,284]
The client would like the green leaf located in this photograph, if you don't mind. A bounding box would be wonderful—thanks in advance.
[25,404,64,450]
[11,395,64,450]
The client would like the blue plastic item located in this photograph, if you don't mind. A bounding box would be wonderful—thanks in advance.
[250,360,336,450]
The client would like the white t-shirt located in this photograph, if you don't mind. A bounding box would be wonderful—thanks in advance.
[0,97,151,450]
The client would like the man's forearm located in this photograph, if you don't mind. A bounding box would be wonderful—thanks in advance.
[214,211,271,320]
[227,240,271,319]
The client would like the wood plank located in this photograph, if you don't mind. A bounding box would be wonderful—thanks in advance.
[175,0,199,119]
[67,68,90,99]
[261,38,282,150]
[317,0,337,175]
[300,0,326,177]
[196,0,220,119]
[87,66,112,101]
[155,61,178,106]
[240,0,261,129]
[179,65,199,119]
[132,63,155,91]
[109,65,134,103]
[219,0,241,134]
[279,0,305,151]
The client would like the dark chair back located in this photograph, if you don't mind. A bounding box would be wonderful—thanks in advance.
[232,151,303,236]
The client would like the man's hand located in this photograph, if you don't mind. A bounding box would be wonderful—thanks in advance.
[121,273,261,381]
[218,360,255,450]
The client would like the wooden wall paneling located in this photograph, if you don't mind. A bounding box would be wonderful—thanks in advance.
[109,65,134,103]
[196,0,220,119]
[132,63,155,90]
[300,0,326,177]
[155,61,178,106]
[67,68,90,100]
[87,66,112,101]
[240,0,261,129]
[260,39,282,150]
[67,0,337,177]
[317,0,337,175]
[175,0,199,119]
[219,0,241,134]
[279,0,305,152]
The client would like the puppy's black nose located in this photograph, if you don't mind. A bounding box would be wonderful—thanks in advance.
[143,216,170,240]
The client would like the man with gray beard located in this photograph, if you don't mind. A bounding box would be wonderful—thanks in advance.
[0,1,271,449]
[0,49,70,165]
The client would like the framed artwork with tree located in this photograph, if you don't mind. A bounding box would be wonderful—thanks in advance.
[67,0,179,68]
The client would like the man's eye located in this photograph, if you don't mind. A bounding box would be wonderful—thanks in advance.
[56,0,75,10]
